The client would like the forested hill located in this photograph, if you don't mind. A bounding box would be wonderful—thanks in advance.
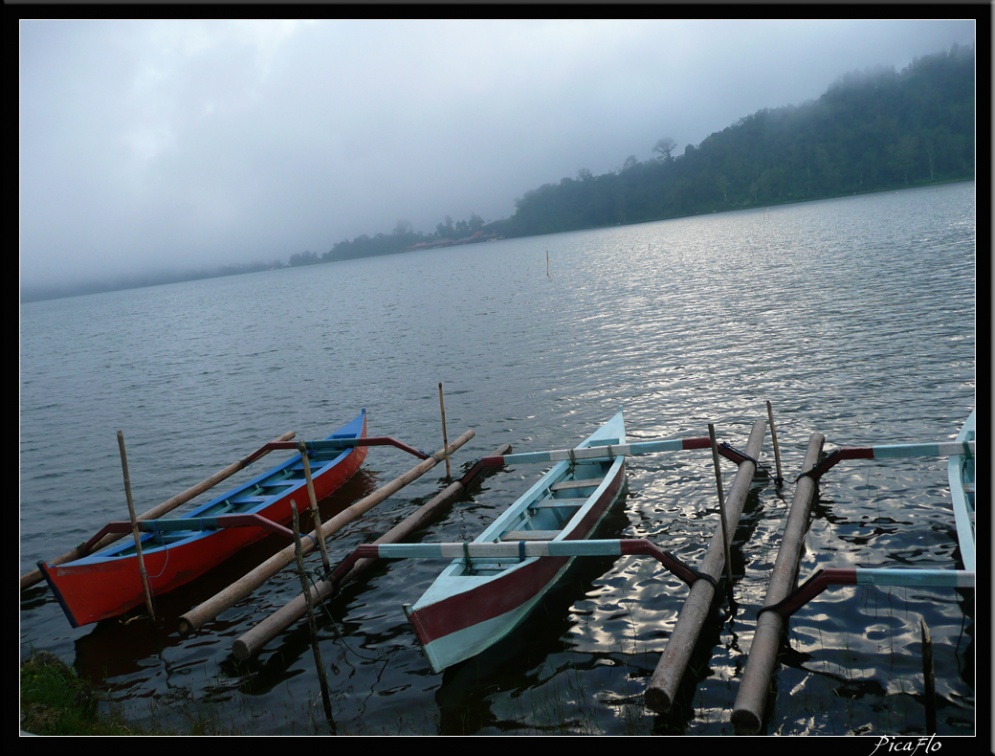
[494,44,975,238]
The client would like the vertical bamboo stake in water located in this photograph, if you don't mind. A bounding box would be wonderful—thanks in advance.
[921,617,936,733]
[546,250,550,277]
[292,503,335,733]
[766,400,784,487]
[298,441,331,575]
[438,382,451,480]
[709,423,734,586]
[117,431,155,622]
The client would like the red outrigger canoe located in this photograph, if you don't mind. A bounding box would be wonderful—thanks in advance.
[39,409,369,627]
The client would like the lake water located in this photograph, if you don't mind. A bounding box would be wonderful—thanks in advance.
[19,182,977,736]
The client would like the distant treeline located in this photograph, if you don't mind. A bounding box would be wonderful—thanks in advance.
[22,45,974,303]
[296,43,975,263]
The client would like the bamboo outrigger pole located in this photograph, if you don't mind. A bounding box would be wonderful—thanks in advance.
[177,429,475,636]
[730,431,824,734]
[232,441,512,661]
[21,430,296,590]
[644,417,766,713]
[117,431,156,622]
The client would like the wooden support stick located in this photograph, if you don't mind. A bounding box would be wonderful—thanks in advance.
[178,429,475,635]
[921,617,936,734]
[709,423,734,587]
[117,431,155,622]
[22,430,296,590]
[730,431,825,734]
[291,503,335,733]
[233,442,511,661]
[438,383,451,480]
[298,441,331,576]
[766,400,784,487]
[644,418,766,713]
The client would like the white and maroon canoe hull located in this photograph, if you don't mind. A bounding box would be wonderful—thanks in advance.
[405,411,627,673]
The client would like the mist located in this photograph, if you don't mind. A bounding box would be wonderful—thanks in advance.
[19,18,977,293]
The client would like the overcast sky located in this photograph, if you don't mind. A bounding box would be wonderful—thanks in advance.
[19,18,977,292]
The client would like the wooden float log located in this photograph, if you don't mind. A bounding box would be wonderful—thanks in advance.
[319,442,512,590]
[644,417,766,713]
[178,429,475,636]
[730,431,825,735]
[232,441,511,661]
[20,430,297,590]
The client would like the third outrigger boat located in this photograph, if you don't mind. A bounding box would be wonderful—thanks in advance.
[731,408,977,733]
[762,408,976,615]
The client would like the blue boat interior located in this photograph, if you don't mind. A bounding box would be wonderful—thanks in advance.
[460,457,616,577]
[105,446,355,556]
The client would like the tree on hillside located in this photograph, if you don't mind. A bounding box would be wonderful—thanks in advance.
[653,137,677,162]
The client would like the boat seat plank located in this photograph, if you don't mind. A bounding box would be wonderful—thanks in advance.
[230,496,271,506]
[550,478,603,491]
[533,497,586,509]
[501,529,561,541]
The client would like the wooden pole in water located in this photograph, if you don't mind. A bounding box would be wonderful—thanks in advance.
[644,417,766,713]
[921,617,936,733]
[178,429,475,635]
[233,442,512,661]
[730,431,825,734]
[117,431,156,622]
[546,250,550,277]
[438,383,451,480]
[708,423,734,587]
[766,401,784,487]
[298,441,331,575]
[291,503,335,733]
[21,430,297,590]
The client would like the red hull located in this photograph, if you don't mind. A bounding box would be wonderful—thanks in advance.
[40,414,367,627]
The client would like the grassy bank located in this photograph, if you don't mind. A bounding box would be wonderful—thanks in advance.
[20,650,137,736]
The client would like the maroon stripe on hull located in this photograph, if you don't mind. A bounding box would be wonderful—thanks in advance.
[43,439,367,627]
[409,461,625,646]
[410,555,572,646]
